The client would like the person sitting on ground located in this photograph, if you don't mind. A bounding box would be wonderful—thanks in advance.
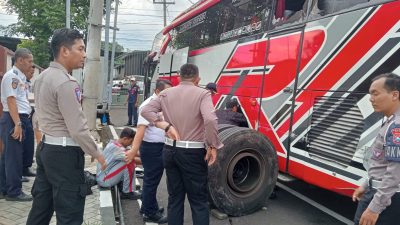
[216,98,249,127]
[96,127,141,200]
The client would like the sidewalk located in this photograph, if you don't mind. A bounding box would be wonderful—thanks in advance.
[0,155,102,225]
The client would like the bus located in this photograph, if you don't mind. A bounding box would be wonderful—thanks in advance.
[144,0,400,216]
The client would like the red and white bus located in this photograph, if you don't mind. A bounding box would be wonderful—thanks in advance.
[146,0,400,216]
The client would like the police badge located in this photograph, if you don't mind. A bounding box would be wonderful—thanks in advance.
[384,123,400,162]
[11,78,19,89]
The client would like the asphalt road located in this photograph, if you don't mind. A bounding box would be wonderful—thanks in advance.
[121,174,357,225]
[110,107,357,225]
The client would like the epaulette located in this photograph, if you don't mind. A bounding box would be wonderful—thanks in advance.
[12,69,18,75]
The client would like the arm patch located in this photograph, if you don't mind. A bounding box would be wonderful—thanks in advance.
[384,122,400,162]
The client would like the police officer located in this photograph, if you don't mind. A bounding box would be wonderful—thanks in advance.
[26,28,106,225]
[353,73,400,225]
[141,63,223,225]
[0,48,34,201]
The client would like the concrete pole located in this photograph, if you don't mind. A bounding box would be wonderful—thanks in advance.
[102,0,111,106]
[163,0,167,27]
[82,0,103,130]
[66,0,70,28]
[109,0,119,106]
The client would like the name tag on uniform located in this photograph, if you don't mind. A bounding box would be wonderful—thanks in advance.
[384,145,400,161]
[384,124,400,162]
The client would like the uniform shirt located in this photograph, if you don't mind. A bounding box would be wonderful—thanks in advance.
[137,93,165,143]
[127,84,139,103]
[34,62,101,158]
[96,141,126,177]
[363,109,400,213]
[216,109,248,127]
[141,81,223,149]
[0,66,31,114]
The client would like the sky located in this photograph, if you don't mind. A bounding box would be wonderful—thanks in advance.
[0,0,194,51]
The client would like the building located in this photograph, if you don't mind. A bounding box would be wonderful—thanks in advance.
[114,50,150,79]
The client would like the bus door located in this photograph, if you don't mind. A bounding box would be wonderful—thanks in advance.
[258,26,305,175]
[157,47,189,86]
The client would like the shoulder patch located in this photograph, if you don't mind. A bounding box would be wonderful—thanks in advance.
[384,122,400,162]
[74,87,82,103]
[11,78,19,89]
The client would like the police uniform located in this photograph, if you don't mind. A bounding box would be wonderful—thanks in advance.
[26,62,102,225]
[354,110,400,225]
[141,81,223,225]
[0,66,34,198]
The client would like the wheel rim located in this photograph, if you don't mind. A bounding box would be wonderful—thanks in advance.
[227,149,265,197]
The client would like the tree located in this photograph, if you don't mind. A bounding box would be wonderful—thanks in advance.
[2,0,115,68]
[101,41,124,53]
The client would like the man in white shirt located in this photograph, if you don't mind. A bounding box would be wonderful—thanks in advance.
[126,79,172,224]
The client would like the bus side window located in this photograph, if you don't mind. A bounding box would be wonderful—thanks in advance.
[309,0,369,18]
[272,0,307,28]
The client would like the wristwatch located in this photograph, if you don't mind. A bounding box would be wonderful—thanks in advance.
[16,121,22,126]
[165,123,172,132]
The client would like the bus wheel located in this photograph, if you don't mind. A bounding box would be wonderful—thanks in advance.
[208,126,278,216]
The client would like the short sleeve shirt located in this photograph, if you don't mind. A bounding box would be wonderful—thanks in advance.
[127,85,139,103]
[137,94,165,143]
[0,67,31,114]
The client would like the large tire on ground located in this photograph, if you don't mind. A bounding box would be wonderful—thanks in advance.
[208,126,278,216]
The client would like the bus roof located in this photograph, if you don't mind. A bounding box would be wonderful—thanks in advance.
[162,0,220,35]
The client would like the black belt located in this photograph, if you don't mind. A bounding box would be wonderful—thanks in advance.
[19,113,30,118]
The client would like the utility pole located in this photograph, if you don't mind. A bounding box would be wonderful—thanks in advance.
[153,0,175,26]
[83,0,103,130]
[66,0,70,28]
[109,0,119,106]
[102,0,111,109]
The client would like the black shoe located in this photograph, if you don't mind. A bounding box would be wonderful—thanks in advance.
[21,176,29,182]
[120,191,141,200]
[23,167,36,177]
[140,206,164,215]
[5,192,32,202]
[125,123,132,126]
[0,192,6,199]
[143,212,168,224]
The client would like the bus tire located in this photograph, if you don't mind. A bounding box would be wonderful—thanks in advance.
[208,127,278,216]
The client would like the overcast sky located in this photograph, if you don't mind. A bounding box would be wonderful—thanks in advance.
[0,0,193,51]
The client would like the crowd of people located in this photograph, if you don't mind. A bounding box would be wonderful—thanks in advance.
[0,27,398,225]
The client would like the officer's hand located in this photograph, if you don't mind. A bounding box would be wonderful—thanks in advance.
[352,186,365,202]
[12,125,23,142]
[97,155,107,171]
[125,149,136,164]
[359,208,379,225]
[135,102,138,107]
[205,147,217,166]
[167,126,180,141]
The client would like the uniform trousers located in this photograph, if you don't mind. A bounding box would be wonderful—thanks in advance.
[140,141,164,216]
[127,102,138,125]
[96,160,135,193]
[0,114,5,195]
[354,187,400,225]
[163,144,209,225]
[26,142,87,225]
[0,112,34,197]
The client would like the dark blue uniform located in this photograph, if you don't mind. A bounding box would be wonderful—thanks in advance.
[127,83,140,126]
[0,67,34,198]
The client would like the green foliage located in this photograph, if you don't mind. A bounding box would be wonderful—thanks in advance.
[101,41,124,53]
[3,0,115,68]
